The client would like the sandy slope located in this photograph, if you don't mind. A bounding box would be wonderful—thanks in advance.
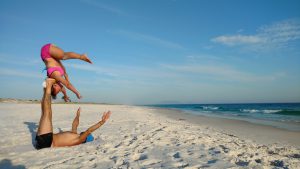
[0,103,299,169]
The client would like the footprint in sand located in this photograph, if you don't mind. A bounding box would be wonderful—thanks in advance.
[235,160,249,167]
[126,136,138,146]
[136,145,147,153]
[116,158,128,166]
[173,162,189,168]
[109,155,118,163]
[141,159,162,166]
[219,144,230,153]
[184,164,202,169]
[123,151,131,157]
[114,142,123,148]
[187,149,194,155]
[172,152,181,159]
[207,159,218,164]
[208,147,221,155]
[199,154,206,158]
[132,153,148,161]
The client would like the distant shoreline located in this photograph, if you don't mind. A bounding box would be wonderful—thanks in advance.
[1,98,299,105]
[0,98,120,105]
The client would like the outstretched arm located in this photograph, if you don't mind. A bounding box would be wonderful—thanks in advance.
[52,111,111,147]
[57,61,72,101]
[57,60,70,83]
[78,111,111,143]
[61,86,71,102]
[51,71,82,99]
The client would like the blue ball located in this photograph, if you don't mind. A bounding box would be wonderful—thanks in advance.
[86,134,94,142]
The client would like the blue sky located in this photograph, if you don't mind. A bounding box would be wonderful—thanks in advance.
[0,0,300,104]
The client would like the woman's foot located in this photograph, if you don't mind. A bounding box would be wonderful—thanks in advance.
[80,54,92,64]
[46,78,56,94]
[46,78,56,87]
[76,107,81,117]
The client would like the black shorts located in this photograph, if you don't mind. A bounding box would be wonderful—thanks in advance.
[35,133,53,149]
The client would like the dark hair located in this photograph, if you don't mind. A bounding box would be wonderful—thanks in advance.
[51,87,57,100]
[80,132,87,143]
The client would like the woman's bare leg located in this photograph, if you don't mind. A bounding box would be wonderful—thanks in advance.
[37,78,56,135]
[49,44,92,63]
[49,45,64,60]
[71,108,81,133]
[64,52,92,64]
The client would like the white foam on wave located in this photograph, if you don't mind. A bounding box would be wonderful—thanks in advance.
[202,106,219,110]
[241,109,281,114]
[241,109,259,113]
[262,109,282,114]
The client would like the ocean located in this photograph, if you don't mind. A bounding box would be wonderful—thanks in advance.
[147,103,300,131]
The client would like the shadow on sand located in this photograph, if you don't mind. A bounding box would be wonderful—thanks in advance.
[23,122,38,147]
[0,159,26,169]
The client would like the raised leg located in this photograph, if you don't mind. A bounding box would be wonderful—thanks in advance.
[71,108,81,133]
[37,78,56,136]
[48,44,64,60]
[49,44,92,63]
[64,52,92,64]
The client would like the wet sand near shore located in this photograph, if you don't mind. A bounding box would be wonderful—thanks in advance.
[150,107,300,147]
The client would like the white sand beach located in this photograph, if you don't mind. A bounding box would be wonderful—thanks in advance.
[0,103,300,169]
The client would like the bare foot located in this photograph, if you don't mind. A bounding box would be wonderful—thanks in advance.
[45,78,56,94]
[46,78,56,87]
[76,107,81,117]
[101,111,112,123]
[81,54,92,64]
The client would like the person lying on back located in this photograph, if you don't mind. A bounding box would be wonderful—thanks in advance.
[35,78,111,149]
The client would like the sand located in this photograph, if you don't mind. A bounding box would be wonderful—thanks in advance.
[0,103,299,169]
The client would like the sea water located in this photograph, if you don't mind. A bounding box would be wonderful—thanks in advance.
[147,103,300,131]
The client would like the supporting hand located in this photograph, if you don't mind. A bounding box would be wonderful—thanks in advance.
[62,95,71,102]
